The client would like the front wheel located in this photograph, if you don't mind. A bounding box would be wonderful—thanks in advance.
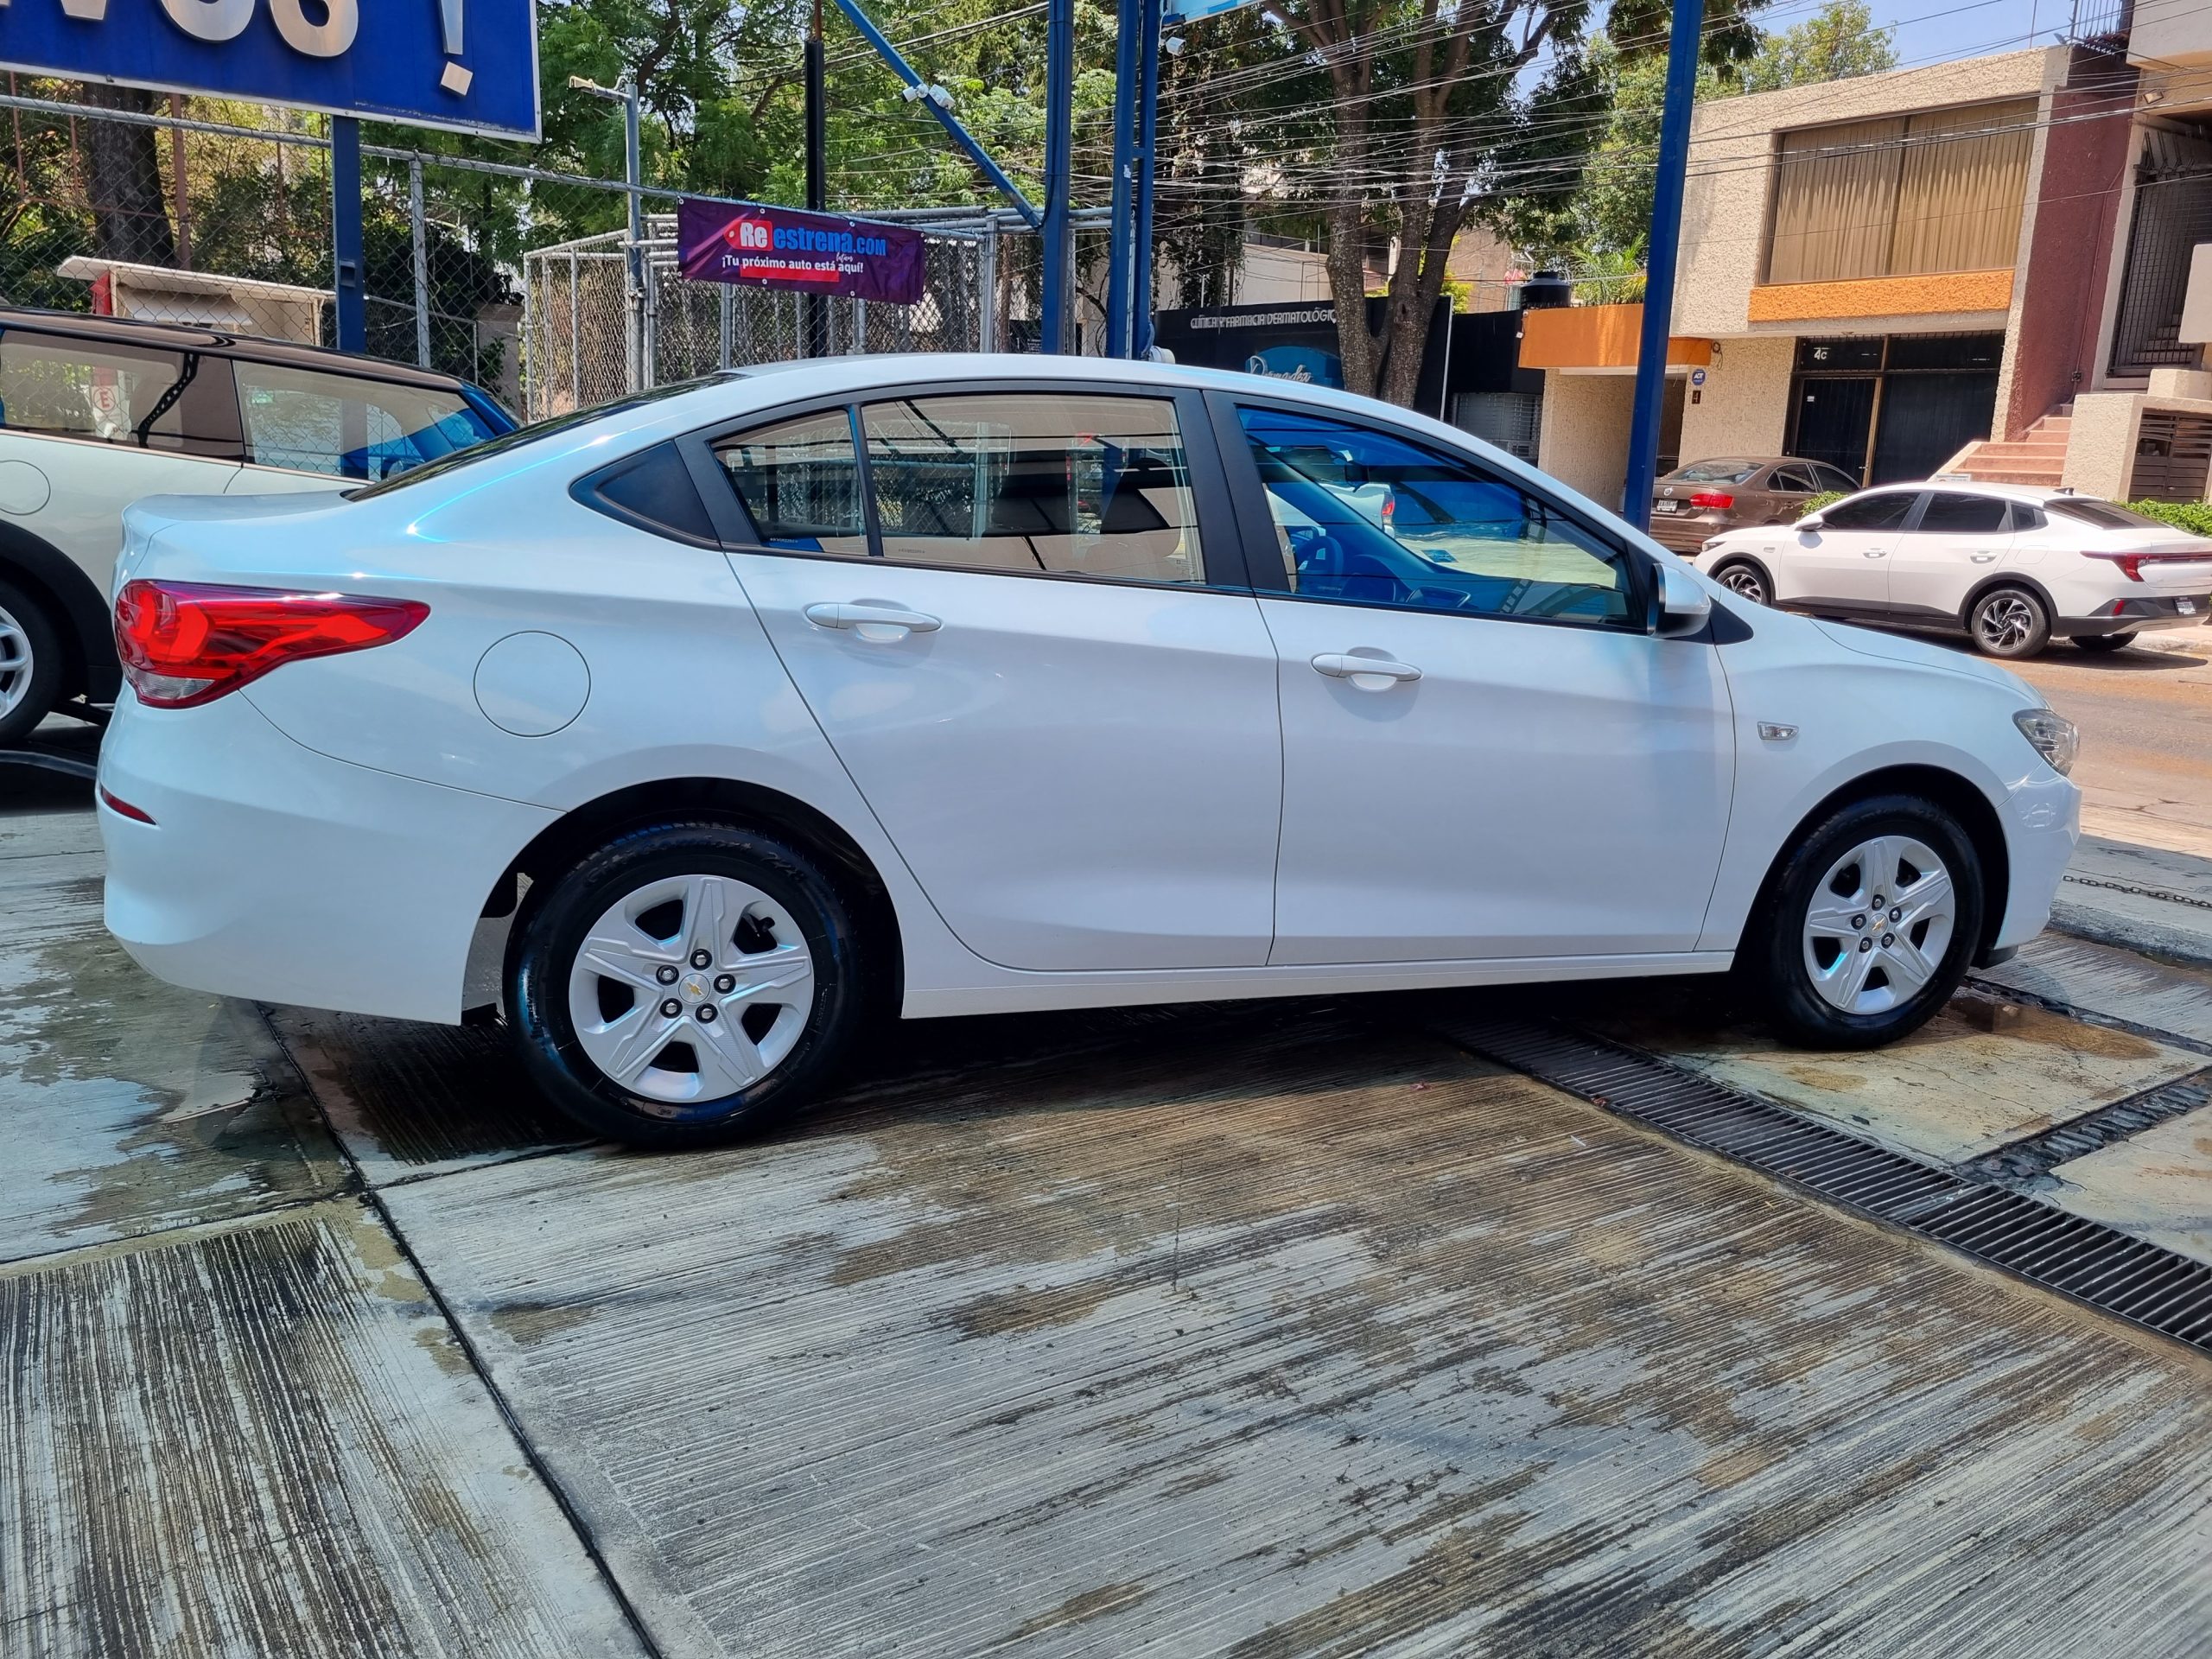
[506,820,868,1147]
[1968,586,2050,658]
[1745,793,1983,1050]
[1710,560,1770,607]
[2073,632,2137,654]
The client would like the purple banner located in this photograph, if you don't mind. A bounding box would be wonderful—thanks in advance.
[677,198,926,305]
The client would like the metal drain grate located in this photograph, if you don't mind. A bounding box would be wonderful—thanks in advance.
[1438,1015,2212,1357]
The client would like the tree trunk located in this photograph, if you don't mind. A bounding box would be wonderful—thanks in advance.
[79,83,175,268]
[1376,194,1468,409]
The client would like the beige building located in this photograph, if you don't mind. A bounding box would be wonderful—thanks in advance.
[1524,8,2212,512]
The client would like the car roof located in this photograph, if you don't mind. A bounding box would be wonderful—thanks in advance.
[1850,479,2054,504]
[0,304,483,393]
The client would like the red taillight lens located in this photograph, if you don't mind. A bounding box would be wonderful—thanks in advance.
[113,580,429,709]
[1688,491,1735,510]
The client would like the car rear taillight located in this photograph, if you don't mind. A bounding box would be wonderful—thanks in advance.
[1688,491,1735,511]
[113,580,429,709]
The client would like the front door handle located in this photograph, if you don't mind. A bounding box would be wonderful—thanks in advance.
[804,601,943,636]
[1312,652,1421,684]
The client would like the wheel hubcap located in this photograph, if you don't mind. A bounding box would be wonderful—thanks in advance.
[567,873,815,1111]
[1976,596,2035,652]
[1801,835,1955,1015]
[0,602,33,721]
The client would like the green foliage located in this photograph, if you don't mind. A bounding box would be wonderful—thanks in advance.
[1799,490,1848,518]
[1570,239,1646,304]
[2124,499,2212,535]
[1559,0,1896,264]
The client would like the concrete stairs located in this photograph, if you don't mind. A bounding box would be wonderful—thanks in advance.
[1948,408,2070,487]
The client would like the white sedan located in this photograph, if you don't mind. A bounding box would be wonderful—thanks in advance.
[98,356,2079,1147]
[1692,480,2212,658]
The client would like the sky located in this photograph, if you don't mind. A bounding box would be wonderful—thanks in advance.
[1862,0,2078,68]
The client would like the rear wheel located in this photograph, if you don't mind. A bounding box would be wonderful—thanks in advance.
[1746,793,1983,1050]
[506,820,868,1147]
[2073,632,2137,654]
[1710,560,1770,606]
[1967,585,2050,658]
[0,577,63,746]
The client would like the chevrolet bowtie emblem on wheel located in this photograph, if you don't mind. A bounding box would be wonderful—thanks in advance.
[683,976,708,999]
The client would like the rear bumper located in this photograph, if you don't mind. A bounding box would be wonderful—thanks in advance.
[1645,512,1729,553]
[2056,596,2209,637]
[99,690,556,1023]
[1990,766,2081,954]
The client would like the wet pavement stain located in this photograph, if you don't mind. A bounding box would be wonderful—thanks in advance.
[1586,993,2202,1165]
[385,1013,2212,1658]
[0,836,346,1263]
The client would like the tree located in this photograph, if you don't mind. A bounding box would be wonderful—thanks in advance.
[78,84,176,267]
[1571,0,1895,259]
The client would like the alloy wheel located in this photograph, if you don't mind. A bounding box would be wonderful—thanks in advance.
[565,872,817,1109]
[1800,835,1955,1015]
[1717,566,1767,605]
[1974,594,2038,654]
[0,602,32,723]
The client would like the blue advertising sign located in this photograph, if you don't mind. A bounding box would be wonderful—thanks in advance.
[0,0,540,140]
[677,198,927,305]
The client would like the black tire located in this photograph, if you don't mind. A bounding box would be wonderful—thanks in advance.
[1967,585,2050,659]
[1709,560,1770,606]
[2073,632,2137,654]
[506,819,868,1148]
[0,575,64,746]
[1744,792,1984,1050]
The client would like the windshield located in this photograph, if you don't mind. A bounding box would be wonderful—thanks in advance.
[347,378,732,499]
[1667,460,1761,485]
[2044,496,2174,531]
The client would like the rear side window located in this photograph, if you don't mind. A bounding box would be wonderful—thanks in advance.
[0,329,237,457]
[235,361,499,480]
[1916,493,2008,533]
[1813,463,1861,493]
[860,391,1207,584]
[714,409,868,555]
[1770,467,1815,493]
[1821,492,1918,531]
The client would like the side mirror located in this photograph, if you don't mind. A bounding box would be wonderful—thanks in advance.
[1656,561,1712,638]
[1796,513,1826,532]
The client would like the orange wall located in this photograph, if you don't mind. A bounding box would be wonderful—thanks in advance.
[1746,269,2014,323]
[1516,303,1714,370]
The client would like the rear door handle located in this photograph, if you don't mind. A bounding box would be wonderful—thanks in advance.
[804,602,942,636]
[1312,652,1421,683]
[1863,548,1889,559]
[1971,551,1999,563]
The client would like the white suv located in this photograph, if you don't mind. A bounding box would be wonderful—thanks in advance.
[99,357,2081,1147]
[1692,480,2212,658]
[0,308,511,742]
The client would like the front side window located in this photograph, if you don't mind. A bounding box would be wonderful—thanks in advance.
[1239,404,1634,626]
[1821,492,1919,531]
[236,362,499,480]
[714,408,868,555]
[860,392,1206,584]
[1915,492,2007,534]
[0,332,191,449]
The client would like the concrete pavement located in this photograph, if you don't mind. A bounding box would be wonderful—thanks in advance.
[6,789,2212,1656]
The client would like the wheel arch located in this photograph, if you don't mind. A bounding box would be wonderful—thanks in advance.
[488,776,906,1014]
[1958,571,2057,632]
[1748,763,2011,963]
[0,521,115,701]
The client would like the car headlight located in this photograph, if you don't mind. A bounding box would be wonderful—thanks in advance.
[2013,707,2078,776]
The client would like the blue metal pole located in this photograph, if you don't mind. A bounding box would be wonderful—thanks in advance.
[1041,0,1074,353]
[329,116,365,353]
[1620,0,1703,529]
[1105,0,1141,358]
[1131,0,1161,358]
[831,0,1042,226]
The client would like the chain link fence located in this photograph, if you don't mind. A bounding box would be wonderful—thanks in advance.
[3,83,1108,426]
